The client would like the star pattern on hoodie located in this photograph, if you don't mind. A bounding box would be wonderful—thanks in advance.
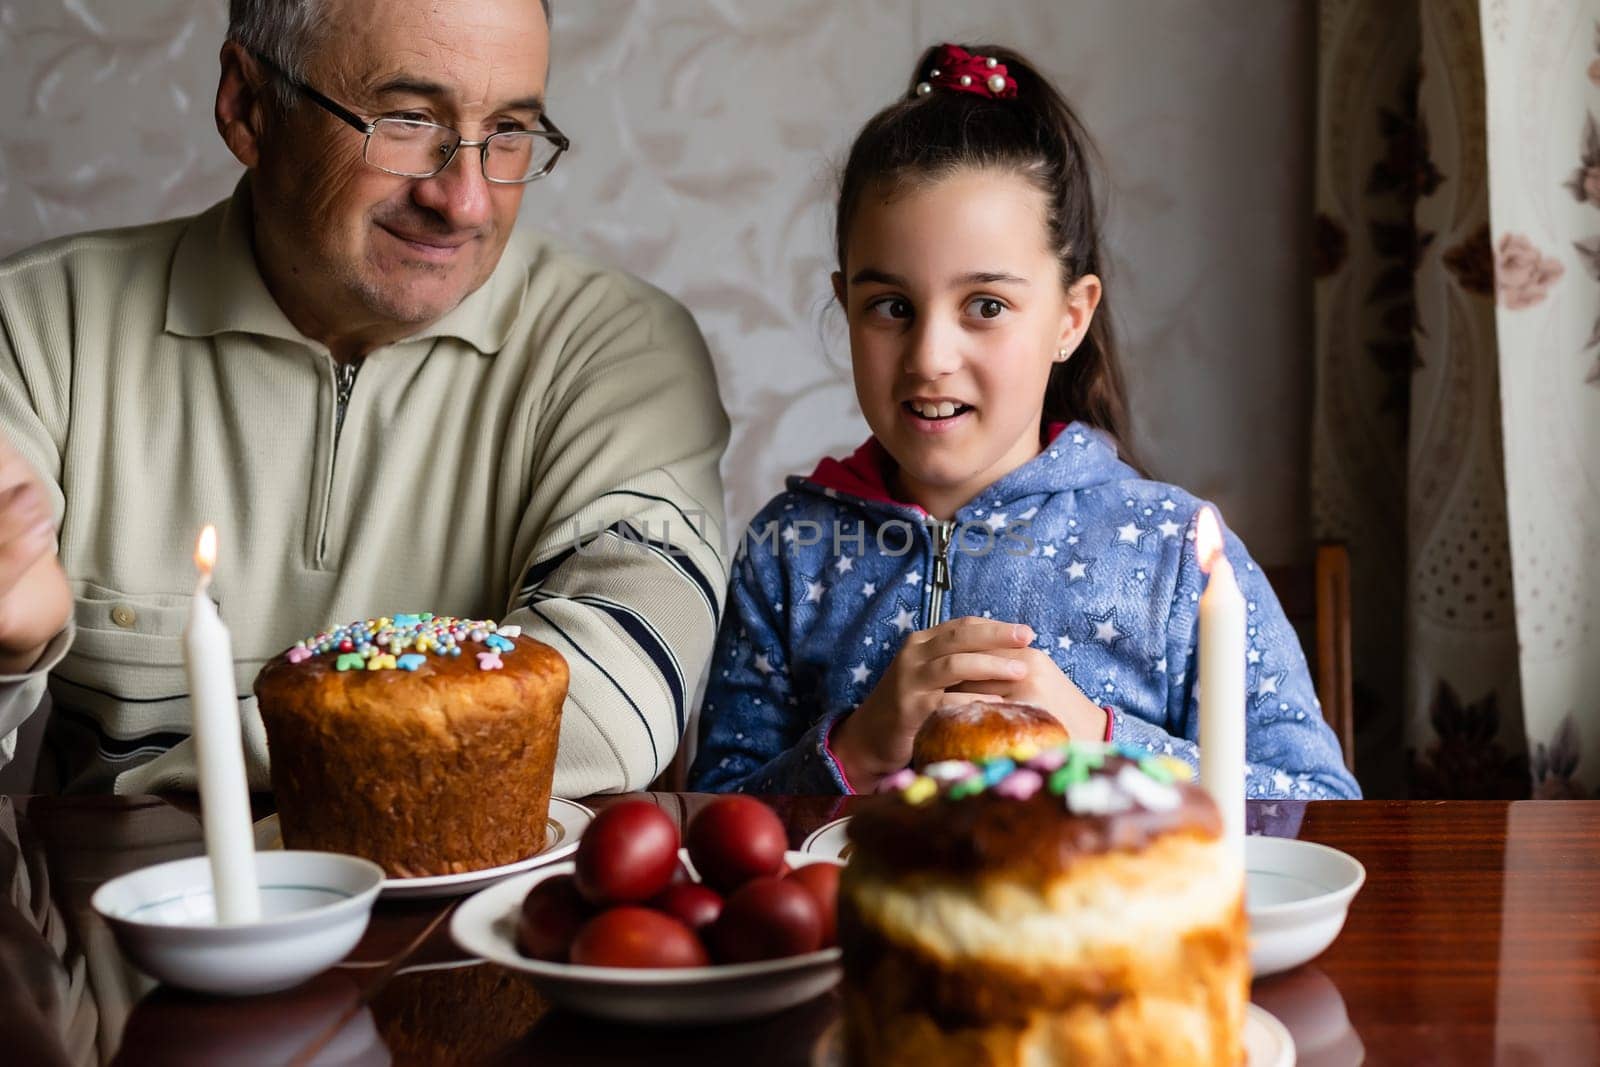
[1253,671,1286,707]
[1114,519,1152,550]
[1086,606,1126,648]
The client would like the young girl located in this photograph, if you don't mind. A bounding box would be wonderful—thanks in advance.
[689,44,1359,799]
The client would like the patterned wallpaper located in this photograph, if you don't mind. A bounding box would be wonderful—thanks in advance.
[0,0,1315,561]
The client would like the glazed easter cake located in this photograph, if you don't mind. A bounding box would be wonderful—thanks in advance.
[254,614,568,878]
[839,742,1248,1066]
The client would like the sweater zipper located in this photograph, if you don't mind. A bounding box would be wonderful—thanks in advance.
[333,361,360,444]
[928,520,954,625]
[317,359,361,563]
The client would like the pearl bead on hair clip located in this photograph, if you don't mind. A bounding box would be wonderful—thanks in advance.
[914,44,1018,100]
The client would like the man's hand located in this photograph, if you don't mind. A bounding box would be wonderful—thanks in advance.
[0,438,69,673]
[830,617,1034,790]
[949,645,1108,741]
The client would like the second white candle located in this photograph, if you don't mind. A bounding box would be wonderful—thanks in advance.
[1196,507,1246,869]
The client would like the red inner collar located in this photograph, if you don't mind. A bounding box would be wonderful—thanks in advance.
[805,422,1071,511]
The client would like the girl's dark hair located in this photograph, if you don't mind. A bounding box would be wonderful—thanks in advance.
[835,44,1138,467]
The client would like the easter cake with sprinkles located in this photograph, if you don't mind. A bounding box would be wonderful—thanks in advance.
[253,613,568,878]
[838,740,1247,1066]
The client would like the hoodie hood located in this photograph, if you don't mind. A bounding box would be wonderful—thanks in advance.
[793,421,1137,518]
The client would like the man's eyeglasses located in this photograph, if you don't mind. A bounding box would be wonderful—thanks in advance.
[253,53,570,184]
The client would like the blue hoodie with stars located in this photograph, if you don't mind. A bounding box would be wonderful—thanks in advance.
[688,423,1361,799]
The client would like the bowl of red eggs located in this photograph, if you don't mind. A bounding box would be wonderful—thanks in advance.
[450,796,843,1024]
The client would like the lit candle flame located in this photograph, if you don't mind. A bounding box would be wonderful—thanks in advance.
[195,525,217,578]
[1195,507,1224,574]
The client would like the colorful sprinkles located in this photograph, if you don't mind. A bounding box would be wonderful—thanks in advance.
[289,614,518,672]
[880,741,1195,817]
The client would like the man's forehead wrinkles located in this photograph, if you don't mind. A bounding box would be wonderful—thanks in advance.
[349,50,541,114]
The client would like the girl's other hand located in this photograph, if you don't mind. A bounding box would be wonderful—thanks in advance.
[830,616,1034,791]
[949,646,1108,741]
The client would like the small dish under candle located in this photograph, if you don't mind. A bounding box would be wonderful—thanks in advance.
[1246,834,1365,976]
[92,850,384,996]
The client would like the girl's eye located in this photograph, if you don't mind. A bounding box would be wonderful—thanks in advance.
[968,297,1006,320]
[866,297,913,320]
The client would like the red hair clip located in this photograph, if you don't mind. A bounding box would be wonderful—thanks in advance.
[915,44,1017,99]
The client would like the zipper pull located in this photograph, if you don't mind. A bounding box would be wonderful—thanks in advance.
[333,361,360,442]
[931,521,953,590]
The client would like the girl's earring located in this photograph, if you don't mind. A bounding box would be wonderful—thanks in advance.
[1054,347,1070,362]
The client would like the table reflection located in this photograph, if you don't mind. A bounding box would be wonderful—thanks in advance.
[367,961,545,1065]
[113,973,386,1067]
[1252,966,1363,1067]
[512,988,839,1066]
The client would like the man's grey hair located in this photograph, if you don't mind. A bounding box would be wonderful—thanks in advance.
[227,1,551,112]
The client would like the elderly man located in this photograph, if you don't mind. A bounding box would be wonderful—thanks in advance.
[0,0,729,796]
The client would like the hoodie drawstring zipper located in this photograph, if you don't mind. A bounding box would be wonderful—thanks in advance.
[928,520,954,625]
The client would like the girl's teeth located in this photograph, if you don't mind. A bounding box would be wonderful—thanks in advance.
[937,401,956,418]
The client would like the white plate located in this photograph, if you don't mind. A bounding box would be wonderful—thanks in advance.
[799,816,851,862]
[450,850,843,1025]
[254,797,594,900]
[810,1004,1292,1065]
[1243,1003,1296,1067]
[1245,836,1365,977]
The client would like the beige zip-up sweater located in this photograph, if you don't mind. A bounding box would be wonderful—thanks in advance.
[0,181,729,796]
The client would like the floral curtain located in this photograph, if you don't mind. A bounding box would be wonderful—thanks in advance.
[1314,0,1600,798]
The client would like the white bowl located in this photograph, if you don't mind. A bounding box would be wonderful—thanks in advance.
[1246,835,1365,977]
[451,851,842,1025]
[92,850,385,996]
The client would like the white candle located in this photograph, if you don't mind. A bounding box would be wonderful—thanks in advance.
[184,525,260,923]
[1196,507,1246,868]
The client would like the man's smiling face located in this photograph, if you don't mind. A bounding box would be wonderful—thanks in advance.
[249,0,550,337]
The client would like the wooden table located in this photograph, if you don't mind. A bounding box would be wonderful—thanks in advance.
[2,796,1596,1065]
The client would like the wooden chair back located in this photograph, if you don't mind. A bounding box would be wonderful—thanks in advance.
[1264,543,1355,772]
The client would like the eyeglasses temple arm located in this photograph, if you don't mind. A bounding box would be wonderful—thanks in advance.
[248,49,374,136]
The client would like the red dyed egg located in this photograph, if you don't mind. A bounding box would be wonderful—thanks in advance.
[574,801,680,905]
[785,862,841,947]
[685,796,787,893]
[569,907,710,969]
[650,883,724,931]
[516,874,593,962]
[704,876,822,964]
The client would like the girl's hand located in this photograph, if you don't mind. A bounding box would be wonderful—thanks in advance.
[830,616,1034,790]
[949,646,1108,741]
[0,438,70,673]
